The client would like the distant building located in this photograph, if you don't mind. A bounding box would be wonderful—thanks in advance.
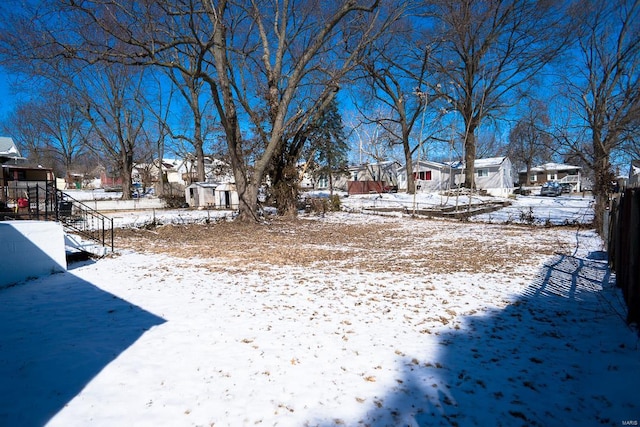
[0,137,25,165]
[518,162,582,192]
[398,156,514,197]
[628,160,640,188]
[347,161,401,194]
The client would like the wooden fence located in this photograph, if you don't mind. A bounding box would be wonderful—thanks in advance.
[608,188,640,325]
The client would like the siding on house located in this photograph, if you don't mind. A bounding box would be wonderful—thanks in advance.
[518,162,582,191]
[399,157,514,196]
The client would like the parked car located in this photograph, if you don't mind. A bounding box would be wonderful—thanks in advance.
[560,183,573,193]
[540,181,562,197]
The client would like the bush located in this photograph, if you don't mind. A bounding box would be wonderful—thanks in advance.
[329,194,341,211]
[161,194,188,208]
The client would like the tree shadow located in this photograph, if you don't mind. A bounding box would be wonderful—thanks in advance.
[320,250,637,426]
[0,231,165,426]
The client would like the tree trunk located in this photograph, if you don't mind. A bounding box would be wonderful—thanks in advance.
[403,128,415,194]
[270,156,299,218]
[592,135,612,234]
[235,175,259,222]
[464,129,476,189]
[121,150,134,200]
[195,133,206,182]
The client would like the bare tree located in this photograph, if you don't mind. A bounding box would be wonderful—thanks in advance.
[560,0,640,232]
[507,99,553,185]
[79,64,149,200]
[0,89,88,179]
[357,7,430,194]
[1,100,51,167]
[29,0,392,221]
[424,0,569,189]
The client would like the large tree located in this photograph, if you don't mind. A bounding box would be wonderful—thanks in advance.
[560,0,640,232]
[28,0,392,222]
[357,6,429,194]
[507,99,553,185]
[310,98,350,197]
[79,64,149,200]
[424,0,569,189]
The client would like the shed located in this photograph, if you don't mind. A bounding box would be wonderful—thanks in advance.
[214,182,239,209]
[185,181,239,209]
[185,182,217,208]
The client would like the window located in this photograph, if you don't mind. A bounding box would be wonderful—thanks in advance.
[414,171,432,181]
[547,173,557,181]
[317,175,328,188]
[477,169,488,177]
[530,174,538,182]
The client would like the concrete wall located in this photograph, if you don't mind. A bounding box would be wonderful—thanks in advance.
[0,221,67,288]
[78,198,166,211]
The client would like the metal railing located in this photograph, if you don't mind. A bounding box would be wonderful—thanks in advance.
[55,189,114,253]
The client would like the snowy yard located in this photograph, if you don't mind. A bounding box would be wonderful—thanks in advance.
[1,195,639,426]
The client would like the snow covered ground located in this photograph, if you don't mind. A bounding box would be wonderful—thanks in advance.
[98,191,596,229]
[1,192,638,427]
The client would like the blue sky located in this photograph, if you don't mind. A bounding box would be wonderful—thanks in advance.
[0,69,18,122]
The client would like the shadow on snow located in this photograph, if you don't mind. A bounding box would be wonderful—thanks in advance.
[0,233,165,426]
[323,250,637,426]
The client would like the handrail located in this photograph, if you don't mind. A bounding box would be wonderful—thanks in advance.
[55,189,114,253]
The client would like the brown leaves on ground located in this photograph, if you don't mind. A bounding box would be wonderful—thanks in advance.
[113,216,567,275]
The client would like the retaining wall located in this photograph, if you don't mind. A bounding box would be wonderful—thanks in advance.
[0,221,67,288]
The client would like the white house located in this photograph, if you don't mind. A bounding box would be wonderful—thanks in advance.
[467,156,514,197]
[398,156,514,197]
[397,160,455,192]
[0,137,25,164]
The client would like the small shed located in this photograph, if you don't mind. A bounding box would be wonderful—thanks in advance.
[185,181,239,209]
[185,182,217,208]
[214,182,239,209]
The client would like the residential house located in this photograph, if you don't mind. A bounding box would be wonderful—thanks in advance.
[397,160,455,193]
[0,137,25,165]
[398,156,514,197]
[347,161,401,195]
[518,162,582,192]
[628,160,640,188]
[465,157,514,197]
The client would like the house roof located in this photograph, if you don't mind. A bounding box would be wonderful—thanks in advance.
[519,162,581,174]
[474,156,508,168]
[443,157,508,170]
[398,160,449,172]
[186,182,219,189]
[349,160,401,171]
[0,137,21,157]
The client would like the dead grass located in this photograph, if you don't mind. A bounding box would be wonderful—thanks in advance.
[113,216,566,275]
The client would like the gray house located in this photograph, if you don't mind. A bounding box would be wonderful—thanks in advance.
[0,137,25,164]
[398,156,514,197]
